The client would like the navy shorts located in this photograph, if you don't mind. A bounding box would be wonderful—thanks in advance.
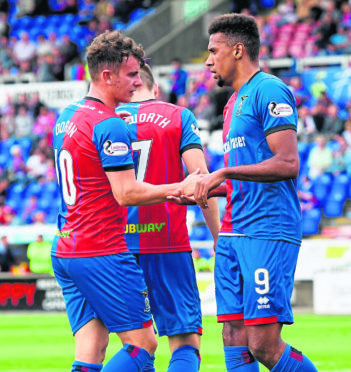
[215,236,300,325]
[52,252,153,335]
[135,251,202,337]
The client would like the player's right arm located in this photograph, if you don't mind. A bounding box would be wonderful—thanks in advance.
[106,168,201,206]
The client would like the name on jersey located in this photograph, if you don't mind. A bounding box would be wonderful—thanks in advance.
[55,120,78,138]
[127,113,170,128]
[223,136,246,154]
[125,222,166,233]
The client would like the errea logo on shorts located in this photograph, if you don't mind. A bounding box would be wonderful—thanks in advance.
[103,140,128,156]
[268,102,293,117]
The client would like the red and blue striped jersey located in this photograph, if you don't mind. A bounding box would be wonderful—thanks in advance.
[116,99,203,254]
[220,72,302,245]
[52,97,134,258]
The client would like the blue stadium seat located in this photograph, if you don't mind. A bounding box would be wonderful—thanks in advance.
[311,174,333,207]
[330,173,349,201]
[41,181,59,199]
[189,225,211,241]
[302,208,321,235]
[7,182,26,201]
[16,138,32,160]
[24,182,42,199]
[323,192,346,218]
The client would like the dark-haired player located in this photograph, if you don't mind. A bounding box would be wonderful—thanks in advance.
[193,13,318,372]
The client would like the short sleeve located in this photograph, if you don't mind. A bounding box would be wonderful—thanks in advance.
[179,108,203,154]
[255,78,298,137]
[92,117,134,170]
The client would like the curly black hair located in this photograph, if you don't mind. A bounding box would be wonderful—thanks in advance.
[208,13,260,62]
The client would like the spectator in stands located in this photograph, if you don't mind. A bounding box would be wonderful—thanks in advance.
[36,35,52,58]
[33,106,56,140]
[21,195,38,224]
[341,1,351,27]
[169,57,188,104]
[297,105,317,143]
[322,103,345,136]
[58,34,79,65]
[297,175,318,211]
[0,235,16,272]
[328,135,348,176]
[31,210,47,225]
[7,144,28,184]
[28,92,46,118]
[341,118,351,146]
[27,234,53,274]
[0,36,15,74]
[0,12,10,38]
[0,105,16,139]
[307,134,333,179]
[193,93,216,131]
[14,105,34,139]
[78,0,97,21]
[52,0,78,14]
[288,75,310,108]
[310,90,333,132]
[12,31,36,70]
[37,53,58,82]
[26,148,49,180]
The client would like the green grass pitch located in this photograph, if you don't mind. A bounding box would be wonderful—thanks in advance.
[0,313,350,371]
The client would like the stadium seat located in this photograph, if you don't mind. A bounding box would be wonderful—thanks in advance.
[24,182,42,199]
[16,138,32,160]
[330,173,349,200]
[189,225,211,241]
[311,174,333,207]
[7,182,26,201]
[302,208,321,235]
[323,192,346,218]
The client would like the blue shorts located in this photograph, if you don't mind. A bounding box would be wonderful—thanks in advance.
[135,251,202,337]
[51,252,153,335]
[215,236,300,325]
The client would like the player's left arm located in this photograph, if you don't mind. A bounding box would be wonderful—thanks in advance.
[194,80,299,209]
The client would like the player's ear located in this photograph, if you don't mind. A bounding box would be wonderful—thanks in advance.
[233,44,243,59]
[153,83,159,98]
[102,69,113,84]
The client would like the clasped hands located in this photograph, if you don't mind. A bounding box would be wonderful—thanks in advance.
[168,169,212,208]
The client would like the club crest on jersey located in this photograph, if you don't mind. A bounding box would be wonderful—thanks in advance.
[141,290,151,313]
[268,101,293,117]
[191,123,200,137]
[235,95,248,116]
[103,140,128,156]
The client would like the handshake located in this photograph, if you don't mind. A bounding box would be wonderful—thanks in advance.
[168,169,227,208]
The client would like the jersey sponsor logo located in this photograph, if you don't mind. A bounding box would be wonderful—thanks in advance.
[125,222,166,233]
[191,123,200,137]
[268,101,293,117]
[223,135,246,154]
[103,140,128,156]
[257,296,270,309]
[56,229,73,238]
[235,95,248,116]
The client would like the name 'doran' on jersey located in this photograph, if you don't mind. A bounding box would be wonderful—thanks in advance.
[55,120,78,137]
[127,112,171,128]
[223,135,246,154]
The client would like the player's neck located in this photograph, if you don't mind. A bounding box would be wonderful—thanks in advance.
[232,62,260,93]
